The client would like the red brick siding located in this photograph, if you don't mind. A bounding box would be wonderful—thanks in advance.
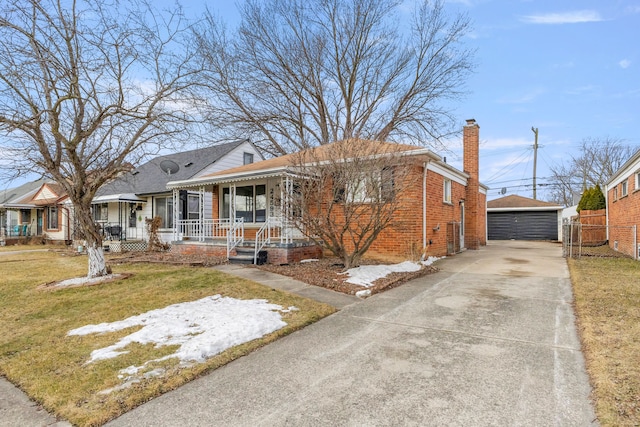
[211,185,220,220]
[607,175,640,257]
[265,245,323,265]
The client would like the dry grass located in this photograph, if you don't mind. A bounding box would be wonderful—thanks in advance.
[568,257,640,426]
[0,250,335,426]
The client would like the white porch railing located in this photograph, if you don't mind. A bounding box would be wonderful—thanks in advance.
[227,218,244,258]
[176,217,306,261]
[177,219,237,241]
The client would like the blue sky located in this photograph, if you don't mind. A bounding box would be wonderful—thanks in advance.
[191,0,640,202]
[4,1,639,204]
[443,0,640,201]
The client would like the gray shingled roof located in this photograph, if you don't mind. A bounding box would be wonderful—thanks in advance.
[97,141,245,197]
[0,178,49,205]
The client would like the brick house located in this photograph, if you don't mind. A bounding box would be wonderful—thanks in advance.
[605,149,640,258]
[167,119,487,264]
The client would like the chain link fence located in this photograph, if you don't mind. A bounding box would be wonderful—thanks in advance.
[562,221,637,259]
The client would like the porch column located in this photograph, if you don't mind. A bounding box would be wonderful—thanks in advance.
[198,185,205,242]
[172,188,179,241]
[230,183,236,222]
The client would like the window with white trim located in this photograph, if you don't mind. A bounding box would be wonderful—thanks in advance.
[613,187,618,200]
[635,171,640,191]
[47,206,58,229]
[93,203,108,222]
[343,168,395,204]
[443,179,452,203]
[222,184,266,223]
[187,195,200,220]
[621,180,628,197]
[243,152,254,165]
[154,196,174,228]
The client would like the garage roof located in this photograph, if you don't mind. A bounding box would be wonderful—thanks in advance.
[487,195,562,211]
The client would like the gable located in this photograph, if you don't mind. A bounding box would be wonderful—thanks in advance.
[196,141,263,177]
[34,185,58,201]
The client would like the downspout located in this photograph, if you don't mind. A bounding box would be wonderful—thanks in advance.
[604,184,609,244]
[422,161,429,260]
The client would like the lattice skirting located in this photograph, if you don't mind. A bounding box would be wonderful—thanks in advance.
[104,241,149,253]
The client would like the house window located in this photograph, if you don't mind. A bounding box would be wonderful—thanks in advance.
[93,203,108,222]
[635,171,640,191]
[443,179,452,203]
[20,209,31,224]
[222,184,266,223]
[343,168,395,204]
[613,187,618,201]
[243,152,254,165]
[187,195,200,220]
[154,196,174,228]
[621,180,628,197]
[47,206,58,229]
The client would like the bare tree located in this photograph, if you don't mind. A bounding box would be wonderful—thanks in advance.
[0,0,204,277]
[548,137,633,206]
[194,0,474,156]
[285,141,415,269]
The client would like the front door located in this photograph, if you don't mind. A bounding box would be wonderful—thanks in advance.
[36,210,43,236]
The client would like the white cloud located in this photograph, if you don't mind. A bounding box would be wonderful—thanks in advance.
[497,88,546,104]
[521,10,603,24]
[619,59,631,69]
[564,85,598,96]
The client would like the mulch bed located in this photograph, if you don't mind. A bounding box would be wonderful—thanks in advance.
[256,257,438,296]
[101,250,437,296]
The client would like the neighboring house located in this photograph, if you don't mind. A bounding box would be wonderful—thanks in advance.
[93,140,263,246]
[605,148,640,258]
[166,119,488,264]
[0,178,73,243]
[487,195,563,241]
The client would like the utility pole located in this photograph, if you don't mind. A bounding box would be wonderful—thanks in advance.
[531,126,539,200]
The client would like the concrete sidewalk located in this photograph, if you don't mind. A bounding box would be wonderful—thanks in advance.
[107,241,597,426]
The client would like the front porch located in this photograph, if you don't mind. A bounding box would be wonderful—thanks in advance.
[171,216,322,264]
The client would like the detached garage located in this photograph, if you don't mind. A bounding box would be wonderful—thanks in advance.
[487,195,562,241]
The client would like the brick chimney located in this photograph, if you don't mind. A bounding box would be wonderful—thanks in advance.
[463,119,480,250]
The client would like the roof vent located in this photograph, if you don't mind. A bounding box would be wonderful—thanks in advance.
[131,170,140,176]
[184,162,193,167]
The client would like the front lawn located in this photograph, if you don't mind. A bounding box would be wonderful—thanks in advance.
[569,257,640,426]
[0,250,335,426]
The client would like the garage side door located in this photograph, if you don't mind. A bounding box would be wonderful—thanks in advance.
[488,211,558,240]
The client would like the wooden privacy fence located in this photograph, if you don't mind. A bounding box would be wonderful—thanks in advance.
[563,221,637,259]
[577,209,606,246]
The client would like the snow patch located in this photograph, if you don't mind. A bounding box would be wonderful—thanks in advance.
[421,256,441,266]
[68,295,294,369]
[344,261,422,287]
[355,289,371,298]
[300,258,319,263]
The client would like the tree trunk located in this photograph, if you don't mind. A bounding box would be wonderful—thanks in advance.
[73,200,108,278]
[87,242,108,278]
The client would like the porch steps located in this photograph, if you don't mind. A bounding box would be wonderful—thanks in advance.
[228,246,268,265]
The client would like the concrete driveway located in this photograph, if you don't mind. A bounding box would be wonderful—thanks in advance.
[107,241,596,426]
